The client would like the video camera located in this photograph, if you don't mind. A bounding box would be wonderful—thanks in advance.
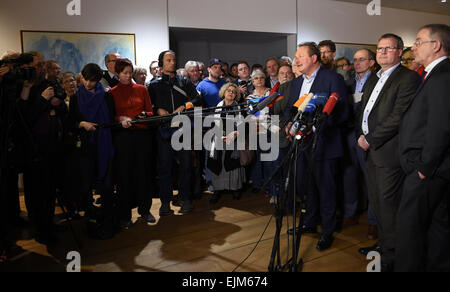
[0,53,37,84]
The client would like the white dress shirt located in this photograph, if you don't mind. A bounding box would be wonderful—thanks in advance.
[299,66,320,98]
[424,56,448,80]
[361,63,401,135]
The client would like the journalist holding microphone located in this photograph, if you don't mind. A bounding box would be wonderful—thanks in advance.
[108,58,155,229]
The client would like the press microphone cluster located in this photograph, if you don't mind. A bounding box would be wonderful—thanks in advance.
[288,92,339,138]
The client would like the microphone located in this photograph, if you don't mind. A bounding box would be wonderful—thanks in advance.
[288,93,327,136]
[251,92,281,113]
[322,92,339,116]
[286,93,313,127]
[313,92,339,126]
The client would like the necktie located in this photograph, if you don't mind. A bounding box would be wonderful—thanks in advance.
[421,71,428,83]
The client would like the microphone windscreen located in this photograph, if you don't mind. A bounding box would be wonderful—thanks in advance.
[294,93,309,108]
[299,93,314,112]
[323,93,339,116]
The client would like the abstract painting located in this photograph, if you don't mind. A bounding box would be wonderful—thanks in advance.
[335,43,377,62]
[21,30,136,73]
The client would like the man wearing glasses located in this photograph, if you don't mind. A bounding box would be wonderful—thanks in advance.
[341,49,379,247]
[100,52,121,91]
[397,24,450,272]
[402,47,425,79]
[357,33,421,272]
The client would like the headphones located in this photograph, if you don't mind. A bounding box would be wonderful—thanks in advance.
[158,50,175,67]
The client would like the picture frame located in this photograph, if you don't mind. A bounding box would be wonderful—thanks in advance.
[21,30,136,73]
[335,42,377,63]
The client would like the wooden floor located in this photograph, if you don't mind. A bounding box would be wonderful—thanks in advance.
[1,192,376,272]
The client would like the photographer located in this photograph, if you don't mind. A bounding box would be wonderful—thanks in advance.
[19,51,68,245]
[233,61,254,99]
[0,52,37,253]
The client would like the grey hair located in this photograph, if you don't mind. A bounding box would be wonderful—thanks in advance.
[184,60,199,71]
[280,56,293,65]
[133,67,147,78]
[251,69,266,80]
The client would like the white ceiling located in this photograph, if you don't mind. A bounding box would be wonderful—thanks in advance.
[333,0,450,15]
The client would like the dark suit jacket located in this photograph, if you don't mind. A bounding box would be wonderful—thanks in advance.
[273,80,293,149]
[399,58,450,180]
[347,72,379,130]
[283,66,349,160]
[357,65,421,168]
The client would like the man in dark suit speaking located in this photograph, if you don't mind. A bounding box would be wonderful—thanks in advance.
[284,42,349,251]
[396,24,450,272]
[356,34,420,271]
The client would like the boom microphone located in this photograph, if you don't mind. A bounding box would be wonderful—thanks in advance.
[250,92,280,113]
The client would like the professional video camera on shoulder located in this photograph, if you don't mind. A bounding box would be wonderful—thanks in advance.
[0,53,37,85]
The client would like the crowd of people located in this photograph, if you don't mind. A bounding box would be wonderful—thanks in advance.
[0,23,449,272]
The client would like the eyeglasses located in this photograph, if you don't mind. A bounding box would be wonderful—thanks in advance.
[320,51,332,55]
[413,40,437,47]
[353,58,369,63]
[337,64,349,68]
[226,89,237,94]
[376,46,399,53]
[402,58,414,63]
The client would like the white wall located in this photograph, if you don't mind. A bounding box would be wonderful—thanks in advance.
[297,0,450,47]
[0,0,169,69]
[168,0,298,34]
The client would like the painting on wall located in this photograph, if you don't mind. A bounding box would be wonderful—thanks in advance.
[335,42,377,62]
[21,30,136,73]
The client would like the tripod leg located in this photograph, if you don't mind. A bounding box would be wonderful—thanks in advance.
[56,193,83,250]
[268,210,284,272]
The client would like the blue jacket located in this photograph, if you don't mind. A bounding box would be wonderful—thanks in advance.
[197,78,227,108]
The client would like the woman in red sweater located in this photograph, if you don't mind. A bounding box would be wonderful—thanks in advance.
[108,58,155,229]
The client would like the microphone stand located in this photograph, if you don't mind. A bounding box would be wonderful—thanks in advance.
[262,127,313,272]
[264,105,329,272]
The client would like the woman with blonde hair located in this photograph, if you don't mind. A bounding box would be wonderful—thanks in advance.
[208,83,246,204]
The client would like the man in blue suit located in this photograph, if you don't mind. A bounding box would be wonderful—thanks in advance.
[284,42,349,251]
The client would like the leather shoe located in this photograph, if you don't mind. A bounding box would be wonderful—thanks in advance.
[209,192,221,204]
[358,243,381,256]
[367,225,378,240]
[316,234,334,251]
[287,226,317,235]
[159,204,174,216]
[141,213,156,224]
[180,201,194,214]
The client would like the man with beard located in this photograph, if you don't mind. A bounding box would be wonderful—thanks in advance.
[196,59,227,108]
[148,50,202,216]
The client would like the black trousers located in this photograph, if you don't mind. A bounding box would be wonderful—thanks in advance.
[27,153,58,236]
[365,156,404,267]
[157,132,191,205]
[79,143,114,211]
[114,130,153,221]
[395,172,450,272]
